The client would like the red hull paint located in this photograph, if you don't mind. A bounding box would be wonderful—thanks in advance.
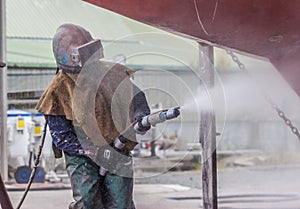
[84,0,300,95]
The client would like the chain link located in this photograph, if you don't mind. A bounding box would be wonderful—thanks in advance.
[226,50,300,140]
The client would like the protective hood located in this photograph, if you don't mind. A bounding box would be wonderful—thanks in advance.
[53,23,103,73]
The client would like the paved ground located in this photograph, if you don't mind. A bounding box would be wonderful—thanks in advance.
[5,164,300,209]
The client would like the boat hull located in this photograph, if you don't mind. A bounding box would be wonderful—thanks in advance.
[84,0,300,95]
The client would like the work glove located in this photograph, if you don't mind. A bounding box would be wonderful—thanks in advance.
[52,143,63,159]
[132,111,147,122]
[132,111,151,135]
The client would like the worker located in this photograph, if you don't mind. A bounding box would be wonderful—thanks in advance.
[36,23,150,209]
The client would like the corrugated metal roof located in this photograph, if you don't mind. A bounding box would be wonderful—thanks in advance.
[6,0,200,68]
[7,0,137,39]
[7,38,55,67]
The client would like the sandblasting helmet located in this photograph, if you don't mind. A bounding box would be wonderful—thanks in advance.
[52,23,104,73]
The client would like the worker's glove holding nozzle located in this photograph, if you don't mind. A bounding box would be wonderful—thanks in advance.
[132,111,146,121]
[132,112,151,135]
[134,121,151,135]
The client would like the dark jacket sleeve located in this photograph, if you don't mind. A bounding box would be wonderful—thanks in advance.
[132,84,150,121]
[47,115,84,156]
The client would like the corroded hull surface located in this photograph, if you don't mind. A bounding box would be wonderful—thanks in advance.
[84,0,300,95]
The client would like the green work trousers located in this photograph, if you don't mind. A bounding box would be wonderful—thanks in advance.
[64,153,135,209]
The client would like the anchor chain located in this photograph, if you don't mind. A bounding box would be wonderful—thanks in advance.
[226,50,300,140]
